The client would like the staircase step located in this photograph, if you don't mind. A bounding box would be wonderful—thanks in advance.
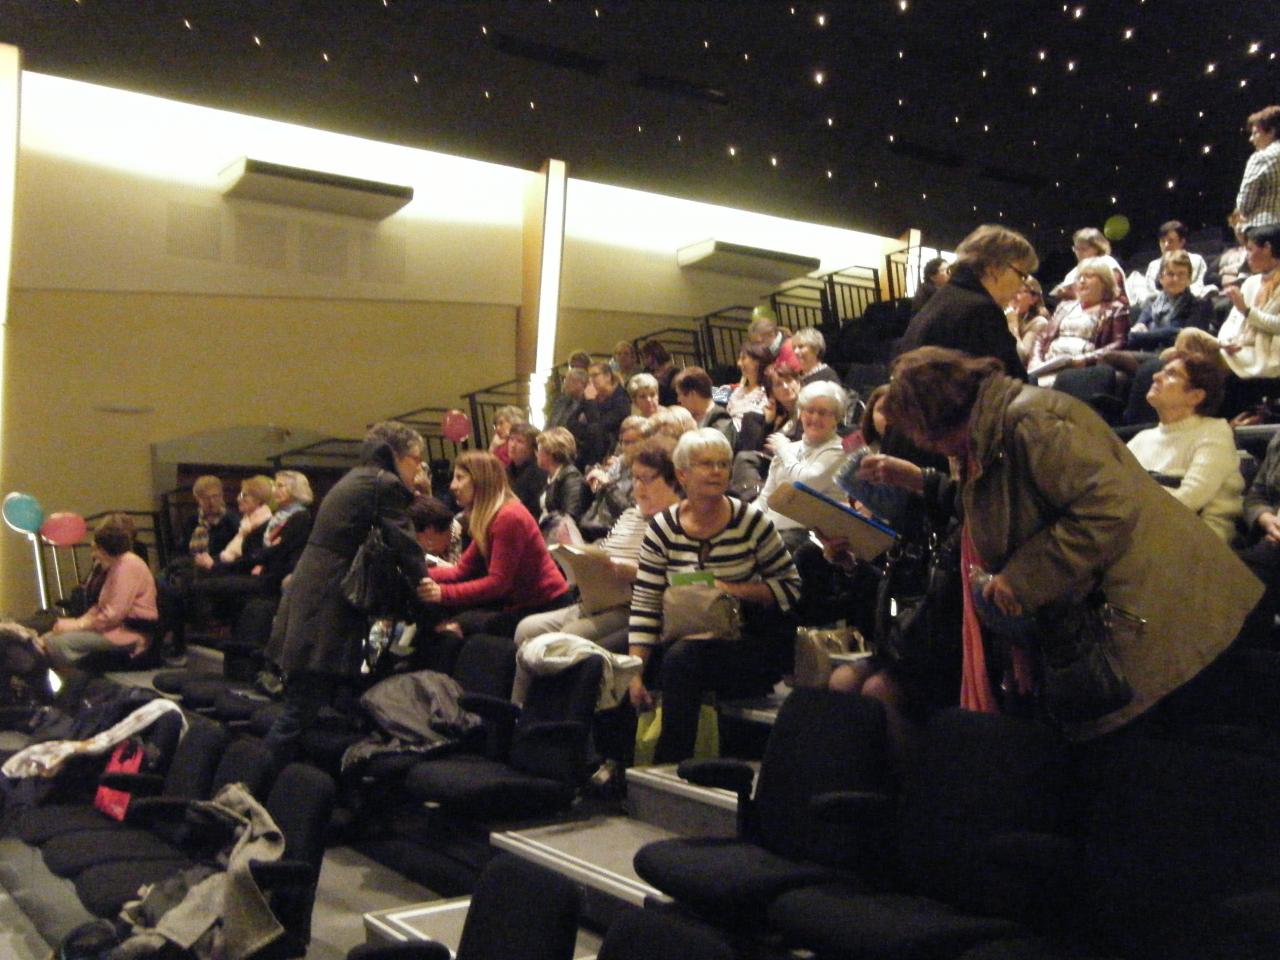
[492,815,675,927]
[364,895,603,957]
[625,764,743,838]
[719,683,789,726]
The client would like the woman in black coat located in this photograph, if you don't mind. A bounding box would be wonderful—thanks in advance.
[899,225,1037,381]
[263,421,430,766]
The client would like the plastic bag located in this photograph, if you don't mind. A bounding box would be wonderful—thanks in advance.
[633,704,719,766]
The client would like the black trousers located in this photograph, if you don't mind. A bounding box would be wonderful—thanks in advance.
[646,604,796,764]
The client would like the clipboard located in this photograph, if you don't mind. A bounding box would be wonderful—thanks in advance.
[767,481,899,562]
[550,544,632,614]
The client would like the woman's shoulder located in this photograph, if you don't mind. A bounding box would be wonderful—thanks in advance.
[115,551,155,580]
[494,496,540,531]
[1191,416,1237,443]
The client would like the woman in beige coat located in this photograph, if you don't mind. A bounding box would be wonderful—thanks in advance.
[864,347,1262,740]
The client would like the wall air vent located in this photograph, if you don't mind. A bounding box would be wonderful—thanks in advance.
[677,239,821,284]
[219,158,413,220]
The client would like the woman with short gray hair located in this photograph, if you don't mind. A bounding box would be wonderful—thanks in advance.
[791,328,840,385]
[758,382,849,551]
[628,427,801,763]
[628,373,664,418]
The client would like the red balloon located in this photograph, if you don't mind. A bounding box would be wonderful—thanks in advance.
[442,409,472,444]
[40,511,88,547]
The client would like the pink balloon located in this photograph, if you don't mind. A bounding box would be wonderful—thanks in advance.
[442,409,472,444]
[40,511,88,547]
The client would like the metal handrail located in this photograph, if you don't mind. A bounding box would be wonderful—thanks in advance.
[770,278,828,332]
[699,305,753,371]
[822,264,882,323]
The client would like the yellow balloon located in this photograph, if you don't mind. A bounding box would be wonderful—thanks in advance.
[1103,215,1130,241]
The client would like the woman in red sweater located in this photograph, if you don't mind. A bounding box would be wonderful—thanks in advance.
[418,451,570,638]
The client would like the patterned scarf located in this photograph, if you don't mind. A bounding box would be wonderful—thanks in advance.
[263,501,306,547]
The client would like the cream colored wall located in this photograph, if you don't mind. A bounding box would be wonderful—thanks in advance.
[0,289,515,613]
[561,176,905,317]
[0,71,914,613]
[556,307,697,360]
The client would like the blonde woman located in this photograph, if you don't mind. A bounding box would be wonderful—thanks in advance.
[419,451,569,636]
[536,426,588,525]
[1030,257,1130,384]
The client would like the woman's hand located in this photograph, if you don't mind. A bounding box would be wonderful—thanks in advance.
[1226,285,1248,314]
[764,431,787,456]
[51,617,80,634]
[193,552,214,571]
[813,528,852,563]
[982,573,1023,616]
[628,674,655,711]
[417,578,443,603]
[856,454,924,493]
[1259,512,1280,544]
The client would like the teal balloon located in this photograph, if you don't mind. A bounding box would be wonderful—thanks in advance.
[2,492,44,535]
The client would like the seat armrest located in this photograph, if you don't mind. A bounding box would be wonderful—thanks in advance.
[458,693,521,724]
[675,758,755,798]
[807,790,896,869]
[459,693,520,758]
[248,858,316,889]
[99,771,166,795]
[124,796,193,826]
[347,942,452,960]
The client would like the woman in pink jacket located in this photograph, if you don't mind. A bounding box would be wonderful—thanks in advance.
[39,514,158,666]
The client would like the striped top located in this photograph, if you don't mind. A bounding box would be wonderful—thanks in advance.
[628,497,801,648]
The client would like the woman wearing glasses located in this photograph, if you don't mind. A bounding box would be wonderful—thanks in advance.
[627,428,801,763]
[900,225,1038,380]
[264,421,431,767]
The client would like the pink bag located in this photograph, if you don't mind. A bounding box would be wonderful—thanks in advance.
[93,739,143,821]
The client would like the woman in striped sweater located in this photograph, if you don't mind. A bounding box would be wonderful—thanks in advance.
[628,428,801,763]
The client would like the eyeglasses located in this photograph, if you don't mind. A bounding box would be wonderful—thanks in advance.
[632,470,662,485]
[1007,264,1031,283]
[690,459,731,472]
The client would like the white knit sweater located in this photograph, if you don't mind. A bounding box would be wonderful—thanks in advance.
[1126,415,1243,542]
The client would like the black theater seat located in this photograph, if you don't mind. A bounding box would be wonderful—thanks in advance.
[633,688,892,924]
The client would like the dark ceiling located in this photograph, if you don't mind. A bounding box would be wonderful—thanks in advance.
[2,0,1277,270]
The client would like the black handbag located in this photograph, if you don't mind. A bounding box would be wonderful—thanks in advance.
[340,472,403,615]
[1033,593,1136,724]
[873,523,958,665]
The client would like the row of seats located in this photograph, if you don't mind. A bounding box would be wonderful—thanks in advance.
[631,686,1280,960]
[0,696,335,956]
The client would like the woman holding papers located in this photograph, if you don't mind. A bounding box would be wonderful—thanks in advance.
[515,438,680,653]
[628,429,801,763]
[865,346,1260,741]
[759,381,850,552]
